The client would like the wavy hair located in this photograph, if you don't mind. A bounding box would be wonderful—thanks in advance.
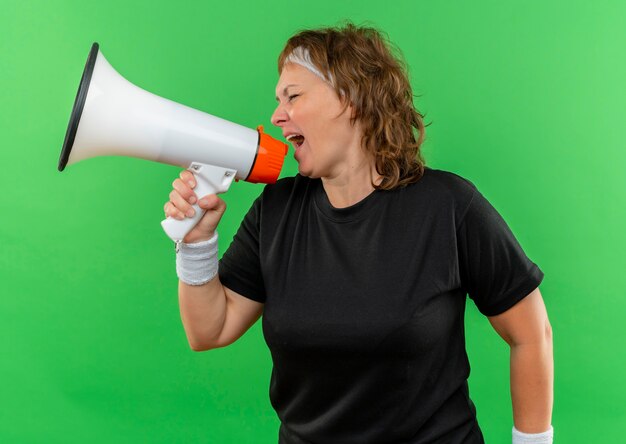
[278,22,429,190]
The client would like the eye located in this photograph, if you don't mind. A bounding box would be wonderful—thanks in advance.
[288,94,300,102]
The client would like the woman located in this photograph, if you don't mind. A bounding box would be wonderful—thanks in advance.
[165,23,554,444]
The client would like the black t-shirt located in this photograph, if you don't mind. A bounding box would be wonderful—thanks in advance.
[219,167,544,444]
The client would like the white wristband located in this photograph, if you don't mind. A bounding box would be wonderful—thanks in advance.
[512,425,553,444]
[175,232,219,286]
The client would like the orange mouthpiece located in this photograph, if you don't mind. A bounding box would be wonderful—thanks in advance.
[246,125,289,184]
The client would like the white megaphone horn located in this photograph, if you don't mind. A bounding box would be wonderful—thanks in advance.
[59,42,288,243]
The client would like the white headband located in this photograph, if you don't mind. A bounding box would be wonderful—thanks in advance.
[283,46,334,85]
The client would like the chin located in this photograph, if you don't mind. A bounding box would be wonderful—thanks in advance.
[296,161,313,178]
[297,166,322,179]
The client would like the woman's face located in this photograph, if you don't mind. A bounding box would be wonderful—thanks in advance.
[271,63,362,179]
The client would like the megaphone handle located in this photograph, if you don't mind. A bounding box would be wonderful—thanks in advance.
[161,162,237,243]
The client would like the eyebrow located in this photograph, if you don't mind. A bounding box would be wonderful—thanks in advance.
[275,84,299,102]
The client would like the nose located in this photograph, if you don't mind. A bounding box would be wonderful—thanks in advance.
[271,103,288,128]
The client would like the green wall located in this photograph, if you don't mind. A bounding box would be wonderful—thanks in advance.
[1,0,624,442]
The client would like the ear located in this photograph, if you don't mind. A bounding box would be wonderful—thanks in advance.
[349,102,357,120]
[347,101,358,123]
[337,89,357,121]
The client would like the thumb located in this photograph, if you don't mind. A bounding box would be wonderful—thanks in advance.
[198,194,226,212]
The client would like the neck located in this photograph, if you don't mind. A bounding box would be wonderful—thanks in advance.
[321,157,382,208]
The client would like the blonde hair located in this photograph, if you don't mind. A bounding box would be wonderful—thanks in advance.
[278,22,429,190]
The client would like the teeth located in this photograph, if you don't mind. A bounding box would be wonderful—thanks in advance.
[286,134,305,148]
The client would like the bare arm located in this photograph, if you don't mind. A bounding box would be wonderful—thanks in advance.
[166,169,264,351]
[179,276,263,351]
[488,287,554,433]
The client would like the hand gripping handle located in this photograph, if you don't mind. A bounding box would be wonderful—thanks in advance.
[161,162,236,242]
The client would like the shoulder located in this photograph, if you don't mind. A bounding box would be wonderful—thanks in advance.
[419,167,477,196]
[392,167,480,226]
[401,167,477,204]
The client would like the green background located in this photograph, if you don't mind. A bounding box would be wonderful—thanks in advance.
[1,0,624,442]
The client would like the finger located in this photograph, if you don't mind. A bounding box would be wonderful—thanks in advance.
[180,170,196,189]
[172,178,197,205]
[169,190,195,219]
[164,201,183,219]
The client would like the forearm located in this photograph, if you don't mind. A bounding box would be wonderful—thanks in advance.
[179,277,228,350]
[509,335,554,433]
[175,235,227,351]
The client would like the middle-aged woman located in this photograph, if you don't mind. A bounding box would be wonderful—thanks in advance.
[165,23,554,444]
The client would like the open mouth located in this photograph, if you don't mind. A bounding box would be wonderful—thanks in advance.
[286,134,305,148]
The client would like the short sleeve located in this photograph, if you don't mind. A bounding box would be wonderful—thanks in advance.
[457,188,544,316]
[218,195,266,303]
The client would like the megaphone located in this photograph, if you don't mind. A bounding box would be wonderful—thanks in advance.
[59,43,288,242]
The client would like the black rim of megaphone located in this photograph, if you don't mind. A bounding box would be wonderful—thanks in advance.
[58,42,100,171]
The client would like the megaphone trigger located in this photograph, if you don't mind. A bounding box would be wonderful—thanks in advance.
[160,163,237,243]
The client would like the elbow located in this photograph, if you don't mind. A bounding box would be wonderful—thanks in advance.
[187,333,231,351]
[507,318,553,350]
[187,336,220,352]
[516,319,553,349]
[189,341,212,352]
[544,319,553,346]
